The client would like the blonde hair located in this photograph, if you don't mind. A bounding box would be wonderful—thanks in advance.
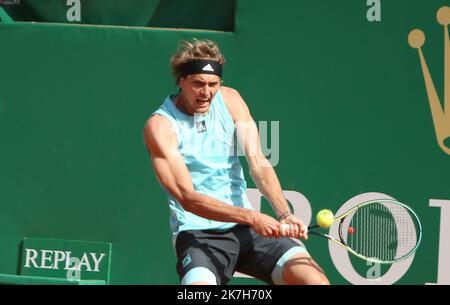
[170,39,226,84]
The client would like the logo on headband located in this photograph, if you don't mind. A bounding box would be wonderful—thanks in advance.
[202,64,214,72]
[178,60,222,78]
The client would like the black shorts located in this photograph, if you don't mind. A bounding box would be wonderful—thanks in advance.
[175,224,308,285]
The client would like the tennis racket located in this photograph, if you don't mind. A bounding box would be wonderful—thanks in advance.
[284,199,423,264]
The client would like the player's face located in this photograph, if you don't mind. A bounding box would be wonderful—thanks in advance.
[178,74,221,114]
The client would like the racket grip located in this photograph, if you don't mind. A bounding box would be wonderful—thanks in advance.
[280,223,308,235]
[280,224,289,230]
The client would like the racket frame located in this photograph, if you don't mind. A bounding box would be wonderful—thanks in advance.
[308,199,423,264]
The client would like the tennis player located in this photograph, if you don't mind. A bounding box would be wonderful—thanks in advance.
[144,39,329,285]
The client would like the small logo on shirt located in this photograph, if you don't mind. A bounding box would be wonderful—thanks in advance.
[196,120,207,133]
[182,254,192,268]
[202,64,214,72]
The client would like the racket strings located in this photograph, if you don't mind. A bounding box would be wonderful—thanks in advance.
[341,200,420,262]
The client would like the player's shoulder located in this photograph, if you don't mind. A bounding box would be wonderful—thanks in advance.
[144,114,174,141]
[220,86,242,100]
[145,114,170,130]
[220,86,248,107]
[219,86,251,121]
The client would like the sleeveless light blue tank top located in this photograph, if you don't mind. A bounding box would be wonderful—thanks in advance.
[152,89,254,234]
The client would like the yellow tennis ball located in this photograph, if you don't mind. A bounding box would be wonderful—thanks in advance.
[316,209,334,228]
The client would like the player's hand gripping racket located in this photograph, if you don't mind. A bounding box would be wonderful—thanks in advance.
[284,199,423,264]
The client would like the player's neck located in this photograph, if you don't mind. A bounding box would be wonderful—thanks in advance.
[174,93,192,115]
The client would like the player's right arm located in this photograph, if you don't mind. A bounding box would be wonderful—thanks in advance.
[143,114,282,237]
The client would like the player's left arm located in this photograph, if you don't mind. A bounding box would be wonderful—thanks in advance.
[221,87,308,239]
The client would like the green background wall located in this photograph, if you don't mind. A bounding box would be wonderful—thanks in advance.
[0,0,449,284]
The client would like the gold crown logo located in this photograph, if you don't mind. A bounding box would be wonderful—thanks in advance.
[408,6,450,155]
